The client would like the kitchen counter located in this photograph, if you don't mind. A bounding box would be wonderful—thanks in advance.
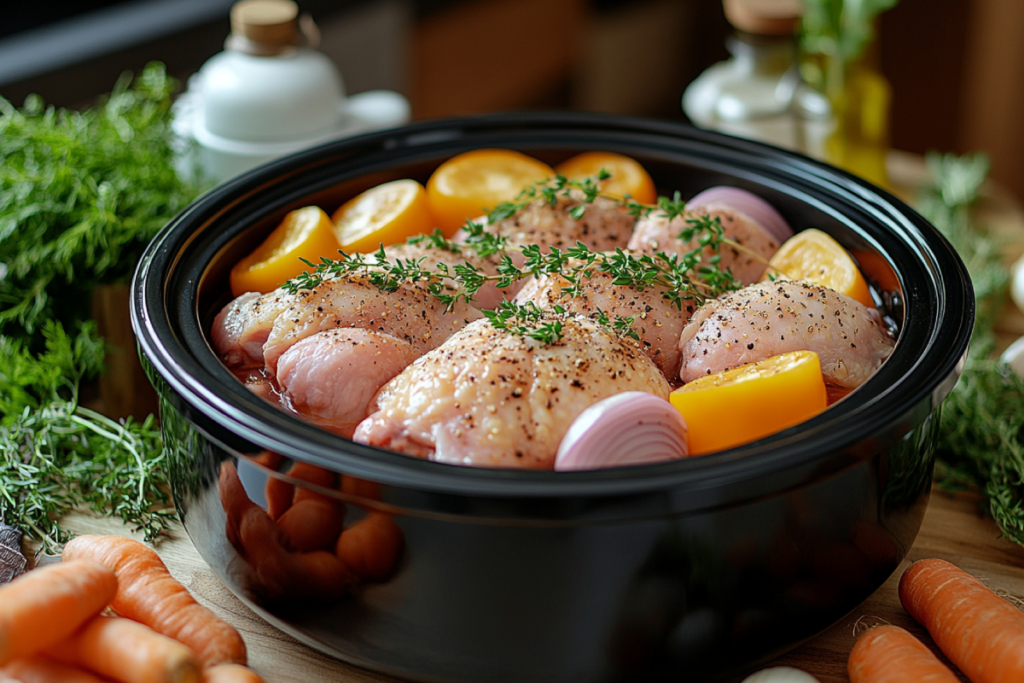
[55,487,1024,683]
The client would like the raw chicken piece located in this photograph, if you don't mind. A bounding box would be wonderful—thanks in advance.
[354,317,671,469]
[515,265,694,378]
[211,242,485,372]
[212,290,296,369]
[382,242,508,310]
[276,328,419,437]
[209,242,486,432]
[261,275,479,373]
[678,280,895,389]
[455,194,635,266]
[628,204,780,284]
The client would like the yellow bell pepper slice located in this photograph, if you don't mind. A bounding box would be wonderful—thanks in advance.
[670,350,828,456]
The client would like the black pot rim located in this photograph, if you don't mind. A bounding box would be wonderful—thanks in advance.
[132,111,974,506]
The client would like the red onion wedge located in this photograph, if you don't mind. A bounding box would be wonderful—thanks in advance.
[687,187,793,244]
[555,392,689,471]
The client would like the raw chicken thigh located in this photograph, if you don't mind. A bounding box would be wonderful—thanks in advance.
[354,316,671,469]
[210,243,486,434]
[515,264,694,377]
[628,204,780,284]
[678,280,895,389]
[456,194,635,266]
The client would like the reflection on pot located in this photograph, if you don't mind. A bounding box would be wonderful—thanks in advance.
[218,455,403,602]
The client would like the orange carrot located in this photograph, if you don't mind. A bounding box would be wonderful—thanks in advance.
[276,497,344,552]
[336,512,403,581]
[900,558,1024,683]
[847,624,959,682]
[46,616,200,683]
[62,536,246,669]
[202,663,267,683]
[0,656,111,683]
[0,560,117,666]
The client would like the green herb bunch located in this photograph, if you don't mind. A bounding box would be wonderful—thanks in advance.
[0,63,197,549]
[0,323,173,552]
[0,62,201,345]
[925,152,1024,545]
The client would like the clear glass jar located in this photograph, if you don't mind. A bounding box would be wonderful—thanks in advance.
[684,30,833,159]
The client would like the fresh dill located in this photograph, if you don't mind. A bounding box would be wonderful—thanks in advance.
[0,64,197,549]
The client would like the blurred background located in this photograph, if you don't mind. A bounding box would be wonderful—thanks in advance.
[2,0,1020,198]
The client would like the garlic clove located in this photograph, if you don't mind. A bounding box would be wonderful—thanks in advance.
[742,666,820,683]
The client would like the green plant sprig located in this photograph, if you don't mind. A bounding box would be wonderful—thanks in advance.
[0,322,173,553]
[284,172,744,343]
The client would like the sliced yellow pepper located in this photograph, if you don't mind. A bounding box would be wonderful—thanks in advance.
[670,350,828,456]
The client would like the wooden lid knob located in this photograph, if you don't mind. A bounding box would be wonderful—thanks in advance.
[723,0,803,35]
[230,0,300,51]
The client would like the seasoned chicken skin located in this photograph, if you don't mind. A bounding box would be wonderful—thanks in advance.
[210,243,486,372]
[628,205,780,284]
[455,194,635,265]
[515,264,695,378]
[678,280,895,389]
[354,317,671,469]
[209,243,486,433]
[276,328,419,436]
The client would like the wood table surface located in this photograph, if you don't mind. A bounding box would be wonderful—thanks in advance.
[49,153,1024,682]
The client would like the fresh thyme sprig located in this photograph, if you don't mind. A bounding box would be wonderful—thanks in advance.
[483,301,566,344]
[923,152,1024,546]
[284,171,744,344]
[0,322,173,553]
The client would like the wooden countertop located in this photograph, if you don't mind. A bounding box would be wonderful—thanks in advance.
[50,153,1024,682]
[57,489,1024,683]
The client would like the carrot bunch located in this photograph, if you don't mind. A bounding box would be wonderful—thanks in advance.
[848,557,1024,682]
[0,537,265,683]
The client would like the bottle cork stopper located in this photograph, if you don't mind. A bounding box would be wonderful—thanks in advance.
[723,0,803,35]
[230,0,300,49]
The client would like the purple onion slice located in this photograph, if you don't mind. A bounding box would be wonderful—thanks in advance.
[687,187,793,244]
[555,392,689,471]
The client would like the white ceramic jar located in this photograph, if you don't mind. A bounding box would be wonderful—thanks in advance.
[176,0,409,183]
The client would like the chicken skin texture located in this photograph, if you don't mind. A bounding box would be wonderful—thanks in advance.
[515,265,695,378]
[276,328,419,437]
[211,243,485,373]
[455,194,635,266]
[678,280,895,389]
[209,244,484,432]
[354,317,671,469]
[628,204,780,284]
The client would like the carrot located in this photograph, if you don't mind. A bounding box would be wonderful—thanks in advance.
[62,536,246,669]
[0,560,117,666]
[336,512,403,581]
[201,664,267,683]
[47,616,199,683]
[0,656,111,683]
[899,558,1024,683]
[847,624,959,682]
[276,497,344,552]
